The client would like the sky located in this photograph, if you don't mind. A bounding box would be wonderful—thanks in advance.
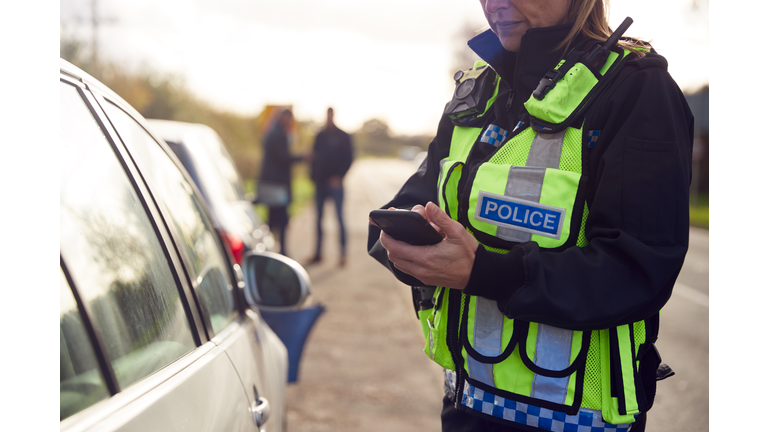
[60,0,709,136]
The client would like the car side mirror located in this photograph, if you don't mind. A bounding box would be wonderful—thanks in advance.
[241,252,310,310]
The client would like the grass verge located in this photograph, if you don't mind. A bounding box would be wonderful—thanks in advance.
[244,174,315,224]
[689,193,709,229]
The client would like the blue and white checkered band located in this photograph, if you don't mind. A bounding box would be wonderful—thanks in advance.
[475,190,566,239]
[588,130,601,148]
[480,124,509,147]
[444,369,457,396]
[512,121,525,132]
[444,371,634,432]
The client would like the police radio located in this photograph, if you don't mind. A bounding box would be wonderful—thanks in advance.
[532,17,634,101]
[444,64,497,125]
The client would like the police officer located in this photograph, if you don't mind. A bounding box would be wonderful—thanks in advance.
[367,0,693,430]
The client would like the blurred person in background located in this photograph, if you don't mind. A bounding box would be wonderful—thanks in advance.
[308,107,354,267]
[368,0,692,431]
[257,109,304,256]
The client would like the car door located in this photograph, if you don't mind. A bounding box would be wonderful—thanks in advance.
[59,72,262,431]
[95,89,284,432]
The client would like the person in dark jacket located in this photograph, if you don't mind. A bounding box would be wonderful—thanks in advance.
[258,109,303,256]
[367,0,693,431]
[308,107,354,267]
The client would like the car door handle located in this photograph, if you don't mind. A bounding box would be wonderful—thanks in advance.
[250,396,271,428]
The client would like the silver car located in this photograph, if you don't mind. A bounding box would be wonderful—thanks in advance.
[60,58,307,431]
[144,119,325,384]
[144,119,275,263]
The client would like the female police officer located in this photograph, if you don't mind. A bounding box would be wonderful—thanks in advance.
[367,0,693,430]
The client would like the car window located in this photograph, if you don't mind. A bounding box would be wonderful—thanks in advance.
[181,130,244,204]
[59,81,197,398]
[205,132,247,202]
[103,103,237,334]
[60,268,109,420]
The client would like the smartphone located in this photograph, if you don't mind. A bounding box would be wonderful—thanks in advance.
[369,209,443,246]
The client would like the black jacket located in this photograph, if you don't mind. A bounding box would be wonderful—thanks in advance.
[310,126,354,185]
[368,23,694,331]
[259,124,302,199]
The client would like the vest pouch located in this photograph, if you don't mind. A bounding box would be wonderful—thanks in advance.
[437,160,464,221]
[457,296,589,415]
[599,325,642,425]
[515,321,590,413]
[420,286,455,371]
[466,162,581,250]
[525,47,629,134]
[461,294,519,365]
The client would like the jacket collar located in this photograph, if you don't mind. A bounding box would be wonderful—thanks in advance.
[467,23,577,101]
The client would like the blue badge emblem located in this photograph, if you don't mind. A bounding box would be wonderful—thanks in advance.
[475,191,565,239]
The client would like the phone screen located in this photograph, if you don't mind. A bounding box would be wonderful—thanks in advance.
[369,210,443,246]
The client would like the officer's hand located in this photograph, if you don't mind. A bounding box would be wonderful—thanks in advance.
[380,202,478,289]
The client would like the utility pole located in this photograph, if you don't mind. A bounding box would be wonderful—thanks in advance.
[90,0,99,66]
[64,0,116,69]
[89,0,116,68]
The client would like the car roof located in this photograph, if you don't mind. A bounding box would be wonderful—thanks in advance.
[145,119,217,147]
[60,58,151,134]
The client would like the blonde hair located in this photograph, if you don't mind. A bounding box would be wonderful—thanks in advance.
[558,0,650,57]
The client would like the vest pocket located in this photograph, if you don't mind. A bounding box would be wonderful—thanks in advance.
[458,295,589,414]
[515,321,589,412]
[599,325,642,425]
[419,286,455,371]
[466,163,580,250]
[438,160,464,221]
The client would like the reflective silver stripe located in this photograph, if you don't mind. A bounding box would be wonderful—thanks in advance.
[438,159,447,203]
[444,368,457,396]
[428,327,434,360]
[467,297,504,386]
[497,166,545,242]
[496,131,566,242]
[530,324,574,404]
[527,131,566,169]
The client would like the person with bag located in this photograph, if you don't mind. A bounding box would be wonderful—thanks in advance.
[367,0,693,430]
[257,109,304,256]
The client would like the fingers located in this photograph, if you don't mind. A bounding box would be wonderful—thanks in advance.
[376,202,478,289]
[380,231,418,262]
[426,201,465,238]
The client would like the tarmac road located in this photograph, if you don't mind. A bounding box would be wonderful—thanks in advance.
[283,158,709,431]
[283,159,444,432]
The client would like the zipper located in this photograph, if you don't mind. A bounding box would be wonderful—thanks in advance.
[447,42,526,404]
[427,286,446,330]
[447,288,466,405]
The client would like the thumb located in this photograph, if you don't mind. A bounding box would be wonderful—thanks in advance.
[426,202,462,237]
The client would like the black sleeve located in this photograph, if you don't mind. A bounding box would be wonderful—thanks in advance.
[340,132,354,177]
[464,60,694,330]
[367,114,454,286]
[266,131,300,165]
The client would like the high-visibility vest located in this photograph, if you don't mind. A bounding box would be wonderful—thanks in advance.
[418,48,661,431]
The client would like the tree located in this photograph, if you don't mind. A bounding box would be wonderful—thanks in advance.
[355,118,396,157]
[450,21,484,75]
